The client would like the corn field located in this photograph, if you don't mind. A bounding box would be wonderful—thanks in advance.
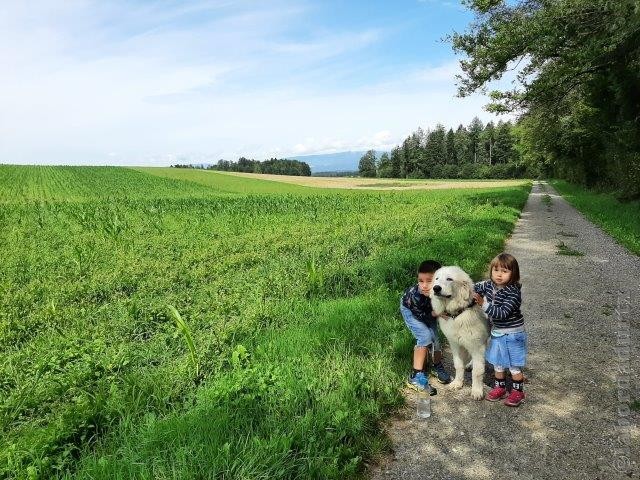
[0,165,530,479]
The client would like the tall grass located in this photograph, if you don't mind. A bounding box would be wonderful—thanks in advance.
[168,305,199,377]
[0,165,531,479]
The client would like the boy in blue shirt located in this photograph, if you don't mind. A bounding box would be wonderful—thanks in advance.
[400,260,452,395]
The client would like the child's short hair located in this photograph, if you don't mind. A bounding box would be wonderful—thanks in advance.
[418,260,441,274]
[489,253,520,284]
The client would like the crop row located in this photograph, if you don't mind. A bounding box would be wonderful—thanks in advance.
[0,167,530,478]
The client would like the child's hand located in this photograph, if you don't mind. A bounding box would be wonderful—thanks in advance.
[473,292,484,306]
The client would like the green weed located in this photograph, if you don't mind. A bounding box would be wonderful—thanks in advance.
[168,305,199,377]
[556,242,584,256]
[306,255,325,298]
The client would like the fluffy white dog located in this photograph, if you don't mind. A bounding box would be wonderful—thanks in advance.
[430,266,489,400]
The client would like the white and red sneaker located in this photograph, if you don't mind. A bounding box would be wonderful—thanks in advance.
[485,386,507,402]
[504,389,525,407]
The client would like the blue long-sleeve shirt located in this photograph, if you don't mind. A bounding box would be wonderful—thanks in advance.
[474,280,524,332]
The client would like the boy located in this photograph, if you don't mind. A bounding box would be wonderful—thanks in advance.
[400,260,452,395]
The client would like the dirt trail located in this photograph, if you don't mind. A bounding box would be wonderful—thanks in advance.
[370,181,640,480]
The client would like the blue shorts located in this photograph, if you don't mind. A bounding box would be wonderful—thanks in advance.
[485,330,528,368]
[400,304,441,351]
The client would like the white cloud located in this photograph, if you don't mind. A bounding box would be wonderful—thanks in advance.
[288,130,397,156]
[0,1,504,165]
[410,61,461,83]
[268,29,383,57]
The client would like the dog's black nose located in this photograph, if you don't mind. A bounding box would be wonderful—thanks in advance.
[433,285,441,293]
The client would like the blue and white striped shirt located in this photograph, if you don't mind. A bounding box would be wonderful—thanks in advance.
[474,280,524,332]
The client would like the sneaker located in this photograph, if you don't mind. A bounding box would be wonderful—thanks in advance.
[431,362,452,384]
[406,372,438,396]
[504,389,525,407]
[485,386,508,402]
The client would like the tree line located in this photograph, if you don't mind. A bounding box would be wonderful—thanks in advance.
[359,118,527,179]
[173,157,311,176]
[452,0,640,200]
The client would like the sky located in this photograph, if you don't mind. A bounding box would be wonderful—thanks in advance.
[0,0,512,166]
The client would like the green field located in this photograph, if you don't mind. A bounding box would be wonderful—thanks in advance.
[134,167,321,195]
[0,166,530,479]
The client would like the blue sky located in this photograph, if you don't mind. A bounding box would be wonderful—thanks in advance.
[0,0,509,165]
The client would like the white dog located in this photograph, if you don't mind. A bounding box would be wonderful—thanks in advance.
[430,266,489,400]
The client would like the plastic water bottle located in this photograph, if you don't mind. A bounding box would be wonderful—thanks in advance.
[416,390,431,419]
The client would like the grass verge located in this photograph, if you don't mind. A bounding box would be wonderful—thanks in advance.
[549,179,640,255]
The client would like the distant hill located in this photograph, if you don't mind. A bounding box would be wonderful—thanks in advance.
[288,151,388,173]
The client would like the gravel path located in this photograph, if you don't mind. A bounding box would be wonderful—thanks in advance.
[370,181,640,480]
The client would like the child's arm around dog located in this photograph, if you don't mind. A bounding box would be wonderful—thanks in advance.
[473,284,521,321]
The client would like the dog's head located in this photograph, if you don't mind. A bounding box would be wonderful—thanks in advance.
[430,266,473,311]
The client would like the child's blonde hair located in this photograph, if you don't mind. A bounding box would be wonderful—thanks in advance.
[489,253,520,285]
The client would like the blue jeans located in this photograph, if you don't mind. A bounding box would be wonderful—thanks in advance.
[400,304,441,351]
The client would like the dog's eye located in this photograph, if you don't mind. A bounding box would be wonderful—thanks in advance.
[446,278,452,281]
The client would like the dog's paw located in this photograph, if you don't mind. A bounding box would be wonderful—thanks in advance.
[471,387,484,400]
[449,379,464,390]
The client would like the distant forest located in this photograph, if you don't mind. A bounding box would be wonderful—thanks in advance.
[359,118,525,179]
[173,157,311,176]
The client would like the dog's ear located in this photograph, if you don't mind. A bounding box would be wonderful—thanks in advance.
[459,279,472,302]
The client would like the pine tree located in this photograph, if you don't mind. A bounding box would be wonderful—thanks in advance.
[358,150,377,177]
[377,152,393,178]
[494,121,516,164]
[432,124,447,164]
[455,124,471,164]
[480,121,496,164]
[390,146,403,178]
[468,117,484,163]
[403,132,423,177]
[446,128,457,164]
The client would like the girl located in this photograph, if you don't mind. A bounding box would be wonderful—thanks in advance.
[473,253,527,406]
